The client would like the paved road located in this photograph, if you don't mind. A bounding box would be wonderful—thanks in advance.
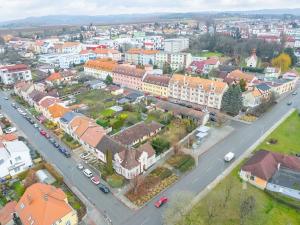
[0,93,133,225]
[1,86,300,225]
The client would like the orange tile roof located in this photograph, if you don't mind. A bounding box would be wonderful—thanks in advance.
[94,48,119,54]
[170,74,228,94]
[16,183,73,225]
[227,70,256,83]
[127,48,159,55]
[69,116,94,137]
[0,133,18,142]
[81,125,106,147]
[0,201,17,224]
[84,59,117,72]
[47,103,70,118]
[39,96,61,108]
[252,88,262,97]
[62,42,80,48]
[46,72,62,81]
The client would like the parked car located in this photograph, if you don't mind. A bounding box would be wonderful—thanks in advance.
[63,150,71,158]
[292,91,297,96]
[155,197,168,208]
[45,133,50,139]
[98,184,110,193]
[224,152,235,162]
[3,97,8,100]
[4,127,17,134]
[0,113,4,118]
[40,130,47,136]
[29,119,35,124]
[49,138,55,144]
[11,103,17,108]
[287,101,292,106]
[33,123,39,128]
[53,142,59,148]
[83,169,93,178]
[91,176,101,185]
[295,153,300,158]
[77,163,84,170]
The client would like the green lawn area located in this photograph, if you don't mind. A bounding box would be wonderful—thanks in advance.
[12,181,25,199]
[295,67,300,74]
[107,174,125,188]
[193,51,223,58]
[256,111,300,154]
[75,89,117,119]
[177,110,300,225]
[61,133,81,149]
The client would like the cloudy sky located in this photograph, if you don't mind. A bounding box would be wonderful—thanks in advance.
[0,0,300,22]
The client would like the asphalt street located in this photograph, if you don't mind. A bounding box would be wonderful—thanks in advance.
[1,86,299,225]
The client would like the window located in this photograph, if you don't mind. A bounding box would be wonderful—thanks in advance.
[15,156,21,162]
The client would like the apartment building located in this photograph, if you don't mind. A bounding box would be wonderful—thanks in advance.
[112,65,146,91]
[84,59,117,80]
[142,74,170,98]
[93,48,122,61]
[125,49,158,65]
[163,38,189,53]
[54,42,82,54]
[168,74,228,109]
[0,64,32,85]
[155,52,192,71]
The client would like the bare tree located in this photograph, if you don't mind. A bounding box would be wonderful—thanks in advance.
[173,143,182,155]
[24,169,37,188]
[163,191,195,225]
[131,175,144,195]
[240,195,256,225]
[222,179,233,208]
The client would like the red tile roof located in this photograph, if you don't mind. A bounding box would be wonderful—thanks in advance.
[0,201,17,224]
[0,64,29,72]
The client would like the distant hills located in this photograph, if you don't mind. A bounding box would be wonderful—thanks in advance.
[1,8,300,28]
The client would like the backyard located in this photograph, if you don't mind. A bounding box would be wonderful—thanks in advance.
[75,89,118,119]
[192,51,223,58]
[177,110,300,225]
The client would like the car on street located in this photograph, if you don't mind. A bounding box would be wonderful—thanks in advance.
[63,150,71,158]
[53,142,59,148]
[155,197,168,208]
[0,113,4,118]
[49,138,55,144]
[40,130,47,136]
[83,169,93,178]
[11,103,17,108]
[29,119,35,124]
[224,152,235,162]
[33,123,39,128]
[91,176,101,185]
[77,163,84,170]
[3,97,8,100]
[45,133,50,139]
[292,91,297,95]
[4,127,17,134]
[287,101,292,106]
[98,184,110,193]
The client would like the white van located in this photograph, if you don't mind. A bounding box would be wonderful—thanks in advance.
[224,152,235,162]
[83,169,93,178]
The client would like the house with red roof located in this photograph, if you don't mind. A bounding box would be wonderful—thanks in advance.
[0,64,32,85]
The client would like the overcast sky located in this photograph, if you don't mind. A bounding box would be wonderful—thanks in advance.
[0,0,300,22]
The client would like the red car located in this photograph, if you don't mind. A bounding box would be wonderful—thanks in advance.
[40,130,47,136]
[155,197,168,208]
[91,176,100,185]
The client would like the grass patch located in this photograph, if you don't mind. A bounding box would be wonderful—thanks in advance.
[12,181,25,199]
[178,110,300,225]
[107,174,125,188]
[61,133,81,149]
[193,51,223,58]
[167,154,195,172]
[256,111,300,155]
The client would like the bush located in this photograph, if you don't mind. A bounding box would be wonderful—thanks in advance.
[167,154,195,172]
[151,138,170,155]
[96,119,109,127]
[100,109,115,118]
[111,118,124,130]
[44,163,63,184]
[269,138,278,144]
[150,167,172,180]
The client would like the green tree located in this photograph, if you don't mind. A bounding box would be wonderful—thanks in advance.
[221,85,243,116]
[105,150,114,175]
[79,33,84,43]
[284,48,298,66]
[163,62,172,74]
[104,75,113,85]
[239,79,247,92]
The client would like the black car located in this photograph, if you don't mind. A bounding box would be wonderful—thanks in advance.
[29,119,35,124]
[63,150,71,158]
[53,142,59,148]
[98,184,110,193]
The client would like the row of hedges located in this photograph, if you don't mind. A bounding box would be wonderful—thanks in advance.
[167,154,195,173]
[150,167,172,180]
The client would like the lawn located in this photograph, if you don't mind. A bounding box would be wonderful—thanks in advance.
[75,89,117,119]
[12,181,26,199]
[107,174,125,188]
[193,51,223,58]
[177,110,300,225]
[256,111,300,154]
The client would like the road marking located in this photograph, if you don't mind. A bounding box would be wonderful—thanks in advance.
[140,217,149,225]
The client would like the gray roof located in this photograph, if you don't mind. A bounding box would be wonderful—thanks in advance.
[60,111,80,124]
[256,83,271,91]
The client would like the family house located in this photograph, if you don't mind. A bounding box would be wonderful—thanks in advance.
[240,150,300,190]
[16,183,78,225]
[46,103,71,122]
[226,69,257,88]
[112,121,163,147]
